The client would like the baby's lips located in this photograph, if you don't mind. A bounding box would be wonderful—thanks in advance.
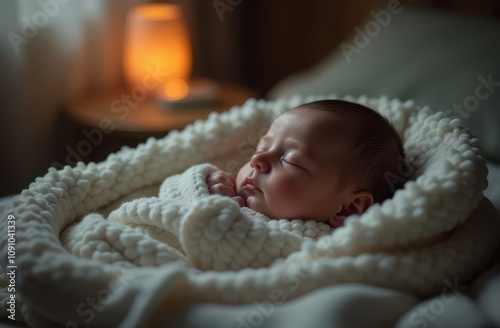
[244,177,259,190]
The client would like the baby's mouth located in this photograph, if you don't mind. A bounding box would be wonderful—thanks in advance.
[243,177,262,193]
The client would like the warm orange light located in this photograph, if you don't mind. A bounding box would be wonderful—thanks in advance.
[123,4,191,93]
[133,4,181,20]
[164,78,189,100]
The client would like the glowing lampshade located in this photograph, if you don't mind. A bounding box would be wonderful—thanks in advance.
[123,3,191,100]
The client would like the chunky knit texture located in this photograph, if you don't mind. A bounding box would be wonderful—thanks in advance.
[1,95,499,327]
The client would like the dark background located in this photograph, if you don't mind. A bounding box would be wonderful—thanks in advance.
[1,0,499,197]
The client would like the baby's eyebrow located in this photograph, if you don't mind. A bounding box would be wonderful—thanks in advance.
[284,138,307,151]
[284,138,315,160]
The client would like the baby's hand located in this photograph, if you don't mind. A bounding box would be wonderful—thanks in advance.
[206,170,237,197]
[206,170,246,207]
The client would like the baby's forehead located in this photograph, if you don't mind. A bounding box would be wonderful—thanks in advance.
[270,108,358,147]
[274,107,351,132]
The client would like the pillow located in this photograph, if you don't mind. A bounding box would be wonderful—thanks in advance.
[268,5,500,162]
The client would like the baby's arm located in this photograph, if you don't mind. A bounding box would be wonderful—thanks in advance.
[206,170,246,207]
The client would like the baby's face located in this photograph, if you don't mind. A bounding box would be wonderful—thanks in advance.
[236,107,356,224]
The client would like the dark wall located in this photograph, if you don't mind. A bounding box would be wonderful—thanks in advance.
[183,0,384,96]
[182,0,500,97]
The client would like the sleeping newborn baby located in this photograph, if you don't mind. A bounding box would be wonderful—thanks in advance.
[205,99,406,227]
[107,99,407,268]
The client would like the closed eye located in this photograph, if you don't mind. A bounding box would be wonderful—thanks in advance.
[280,157,308,172]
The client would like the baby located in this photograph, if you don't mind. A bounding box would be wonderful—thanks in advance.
[206,99,406,228]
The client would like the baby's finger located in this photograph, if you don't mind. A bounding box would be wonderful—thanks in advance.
[206,171,235,188]
[232,196,246,208]
[208,183,237,197]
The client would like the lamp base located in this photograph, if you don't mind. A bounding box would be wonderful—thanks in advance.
[157,78,219,110]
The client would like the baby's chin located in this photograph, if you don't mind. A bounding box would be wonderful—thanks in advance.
[241,195,276,219]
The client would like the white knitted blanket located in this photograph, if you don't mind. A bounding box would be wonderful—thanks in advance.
[1,95,499,328]
[102,163,333,271]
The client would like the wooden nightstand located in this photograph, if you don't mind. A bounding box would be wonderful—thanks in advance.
[53,82,258,167]
[66,82,257,133]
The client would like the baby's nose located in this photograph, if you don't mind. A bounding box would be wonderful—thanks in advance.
[250,153,270,172]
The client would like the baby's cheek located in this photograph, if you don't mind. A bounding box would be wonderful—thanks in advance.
[269,178,304,207]
[236,163,251,191]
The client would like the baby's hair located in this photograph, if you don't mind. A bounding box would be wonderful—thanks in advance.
[299,99,406,203]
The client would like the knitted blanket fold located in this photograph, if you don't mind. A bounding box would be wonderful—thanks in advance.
[103,163,332,271]
[1,95,499,328]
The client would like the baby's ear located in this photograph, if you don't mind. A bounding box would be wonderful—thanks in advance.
[328,191,374,228]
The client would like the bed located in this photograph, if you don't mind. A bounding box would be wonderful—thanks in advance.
[1,4,500,328]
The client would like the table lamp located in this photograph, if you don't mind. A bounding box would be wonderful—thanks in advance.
[123,3,218,109]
